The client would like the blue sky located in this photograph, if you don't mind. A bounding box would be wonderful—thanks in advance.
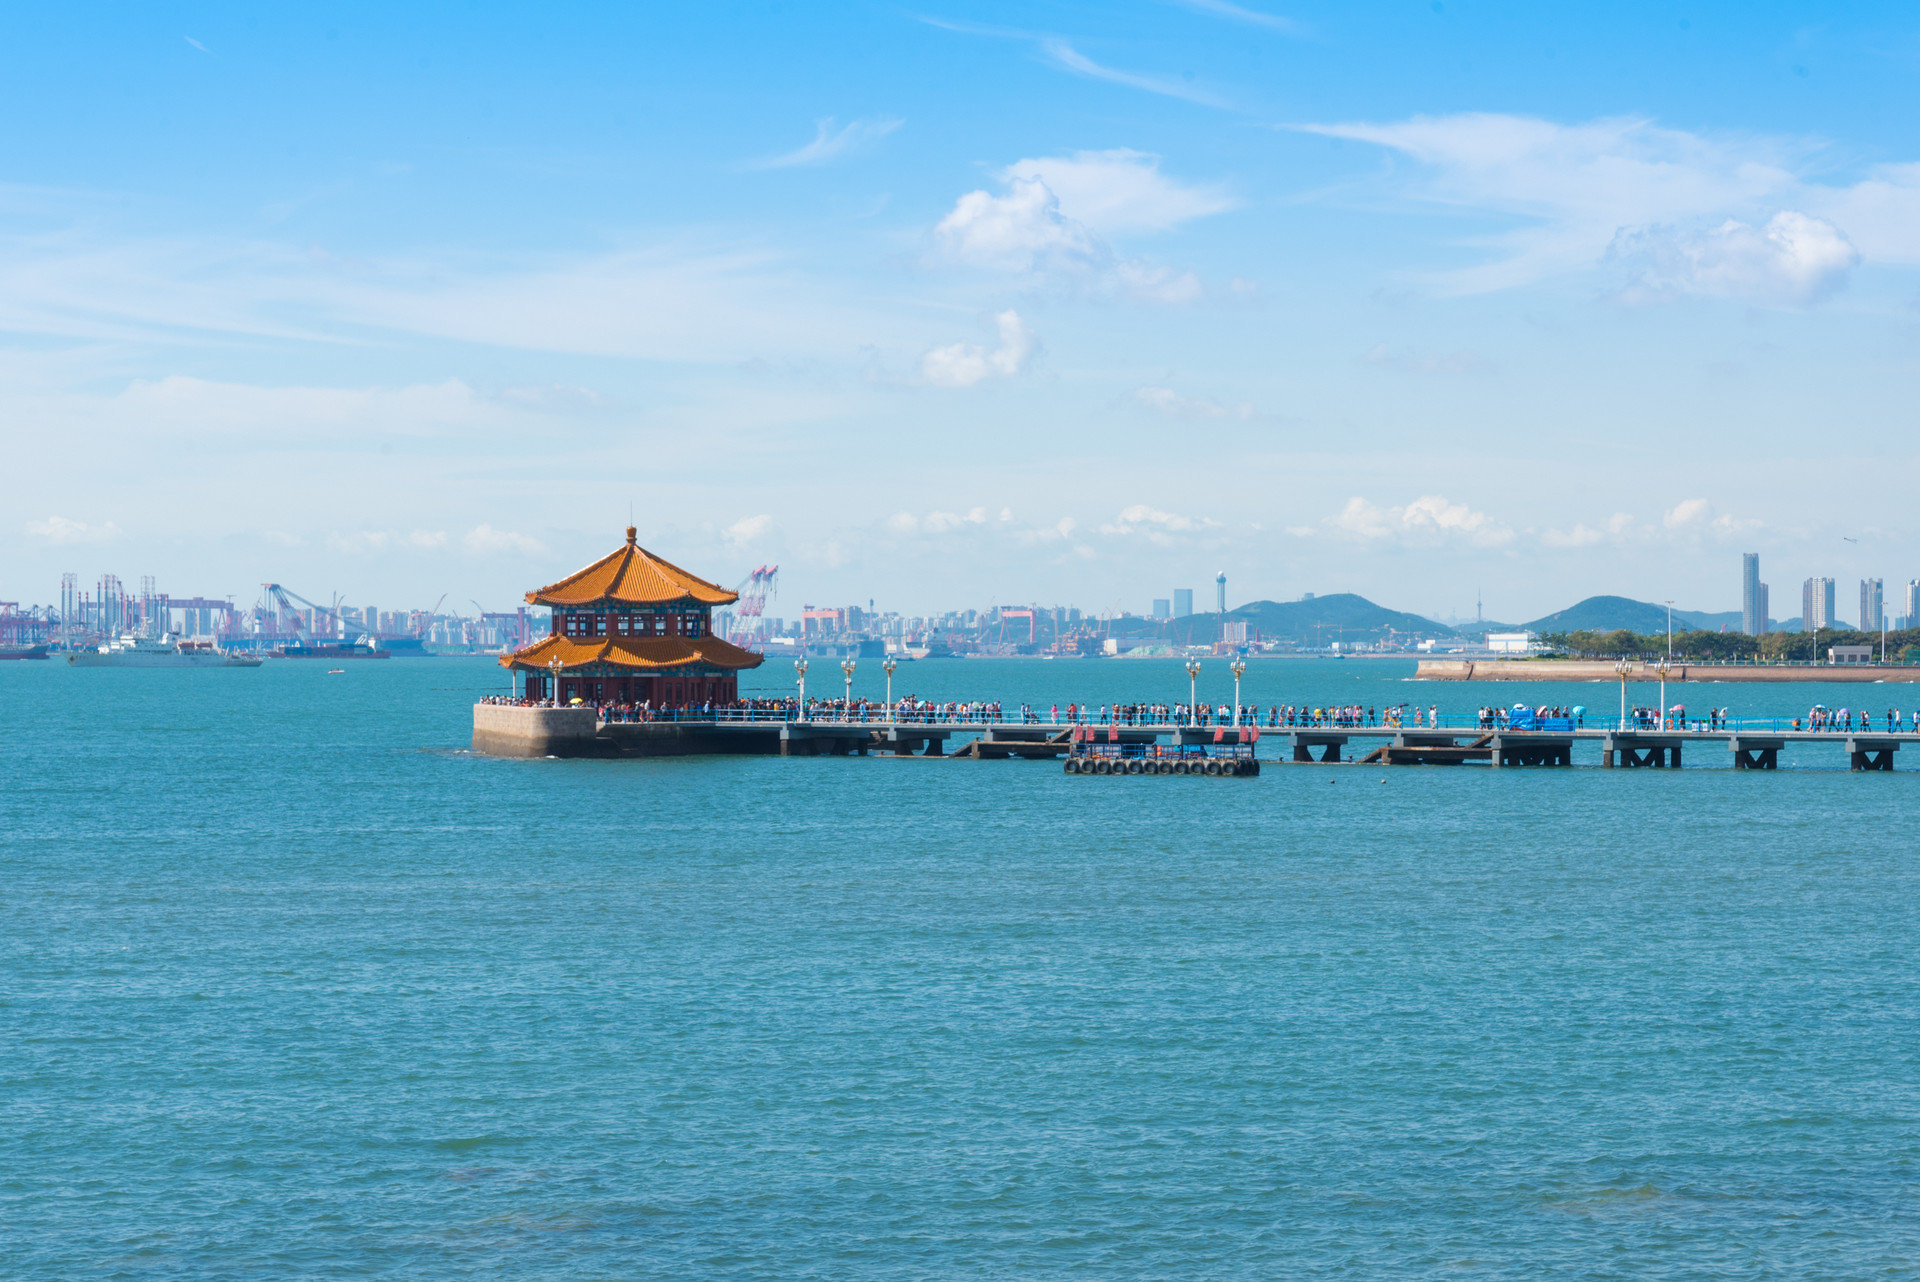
[5,1,1920,622]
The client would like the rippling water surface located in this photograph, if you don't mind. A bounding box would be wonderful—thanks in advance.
[5,656,1919,1277]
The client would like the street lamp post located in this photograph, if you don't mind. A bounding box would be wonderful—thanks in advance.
[794,658,808,721]
[841,657,856,716]
[1185,659,1202,727]
[547,655,564,706]
[1230,657,1247,727]
[882,656,897,720]
[1615,658,1631,731]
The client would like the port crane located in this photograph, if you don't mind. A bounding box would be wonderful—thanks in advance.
[732,565,779,617]
[720,565,778,644]
[260,583,357,640]
[473,600,534,650]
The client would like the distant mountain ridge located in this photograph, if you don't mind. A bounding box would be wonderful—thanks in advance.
[1219,594,1453,645]
[1523,595,1733,635]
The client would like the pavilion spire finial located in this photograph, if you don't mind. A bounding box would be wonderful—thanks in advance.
[626,525,637,545]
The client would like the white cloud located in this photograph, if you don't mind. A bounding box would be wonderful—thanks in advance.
[722,513,773,546]
[749,117,903,169]
[25,515,121,545]
[326,531,393,555]
[1112,260,1203,303]
[919,310,1035,387]
[117,375,501,438]
[1813,162,1920,264]
[1038,39,1227,108]
[1098,505,1220,545]
[1609,212,1857,304]
[1327,495,1513,547]
[0,223,881,363]
[1297,110,1866,295]
[498,383,608,411]
[408,530,449,549]
[932,154,1222,300]
[889,506,995,537]
[1175,0,1299,31]
[935,178,1102,273]
[1540,514,1637,548]
[463,524,545,555]
[1000,149,1236,234]
[1663,498,1712,528]
[1134,385,1253,419]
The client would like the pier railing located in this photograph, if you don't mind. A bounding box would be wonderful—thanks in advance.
[509,703,1920,735]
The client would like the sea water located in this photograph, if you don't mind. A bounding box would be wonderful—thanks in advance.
[4,656,1919,1277]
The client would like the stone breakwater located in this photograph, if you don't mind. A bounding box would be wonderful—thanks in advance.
[1416,659,1920,683]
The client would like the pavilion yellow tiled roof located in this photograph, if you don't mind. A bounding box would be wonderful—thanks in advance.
[525,527,739,607]
[502,634,766,672]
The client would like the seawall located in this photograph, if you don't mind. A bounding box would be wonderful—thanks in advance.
[1416,659,1920,683]
[472,704,607,757]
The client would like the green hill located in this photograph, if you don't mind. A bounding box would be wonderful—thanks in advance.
[1524,595,1730,635]
[1155,594,1455,646]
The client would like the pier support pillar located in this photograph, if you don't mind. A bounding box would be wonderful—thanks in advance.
[1729,737,1782,770]
[1845,738,1898,772]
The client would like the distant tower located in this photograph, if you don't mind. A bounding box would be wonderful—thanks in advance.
[1861,578,1884,632]
[1216,572,1226,616]
[1802,577,1835,631]
[1741,553,1768,635]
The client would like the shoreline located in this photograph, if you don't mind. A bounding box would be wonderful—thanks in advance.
[1416,659,1920,683]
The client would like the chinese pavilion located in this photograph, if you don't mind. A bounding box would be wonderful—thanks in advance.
[503,527,764,706]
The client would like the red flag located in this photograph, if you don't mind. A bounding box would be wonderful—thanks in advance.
[1107,725,1119,743]
[1213,726,1224,743]
[1246,726,1260,743]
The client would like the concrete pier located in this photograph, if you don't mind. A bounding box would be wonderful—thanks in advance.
[473,704,1920,771]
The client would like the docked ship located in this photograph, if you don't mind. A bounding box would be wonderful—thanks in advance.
[68,635,264,668]
[0,642,48,660]
[272,636,388,659]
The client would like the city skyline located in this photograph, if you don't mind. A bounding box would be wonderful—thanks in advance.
[7,4,1920,617]
[23,548,1920,638]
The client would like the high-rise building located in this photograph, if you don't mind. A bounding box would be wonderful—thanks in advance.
[1802,577,1835,631]
[1151,598,1170,620]
[1861,578,1884,632]
[1740,553,1768,635]
[1904,581,1920,630]
[1173,589,1193,618]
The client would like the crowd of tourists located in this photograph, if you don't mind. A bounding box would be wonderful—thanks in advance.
[481,692,1920,737]
[1802,707,1918,732]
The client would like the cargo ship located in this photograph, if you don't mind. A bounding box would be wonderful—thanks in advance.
[69,635,263,668]
[272,636,388,659]
[0,643,48,660]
